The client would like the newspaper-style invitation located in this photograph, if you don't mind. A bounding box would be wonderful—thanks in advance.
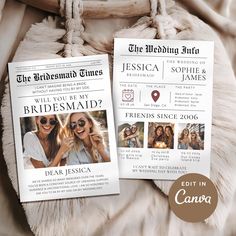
[113,38,214,179]
[8,54,120,202]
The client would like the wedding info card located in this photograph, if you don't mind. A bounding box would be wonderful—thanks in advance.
[8,55,120,202]
[113,38,214,180]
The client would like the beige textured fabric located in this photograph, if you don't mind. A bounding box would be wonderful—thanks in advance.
[0,2,46,236]
[1,1,236,236]
[0,0,6,21]
[0,0,25,79]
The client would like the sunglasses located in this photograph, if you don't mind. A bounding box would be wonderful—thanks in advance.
[69,119,86,130]
[40,117,58,126]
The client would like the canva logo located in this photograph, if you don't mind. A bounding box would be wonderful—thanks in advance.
[169,173,218,222]
[175,188,212,205]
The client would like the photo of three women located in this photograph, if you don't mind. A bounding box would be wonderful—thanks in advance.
[22,111,110,169]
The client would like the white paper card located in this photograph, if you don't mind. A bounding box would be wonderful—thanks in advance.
[8,54,119,202]
[113,38,214,179]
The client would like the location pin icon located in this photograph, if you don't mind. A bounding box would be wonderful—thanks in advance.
[151,90,160,102]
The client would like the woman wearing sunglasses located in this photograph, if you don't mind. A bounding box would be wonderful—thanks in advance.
[121,125,141,148]
[65,112,110,165]
[23,115,74,168]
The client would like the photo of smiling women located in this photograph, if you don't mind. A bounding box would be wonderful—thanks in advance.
[118,122,144,148]
[177,123,205,150]
[22,115,74,168]
[64,111,110,165]
[148,122,175,149]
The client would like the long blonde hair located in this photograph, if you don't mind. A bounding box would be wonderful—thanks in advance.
[64,112,104,162]
[190,131,200,142]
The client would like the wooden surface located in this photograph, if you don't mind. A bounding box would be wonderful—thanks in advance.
[18,0,151,18]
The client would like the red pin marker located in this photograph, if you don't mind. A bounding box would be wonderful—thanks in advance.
[151,90,160,102]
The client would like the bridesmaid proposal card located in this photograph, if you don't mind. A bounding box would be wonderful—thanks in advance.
[113,38,214,180]
[8,55,119,202]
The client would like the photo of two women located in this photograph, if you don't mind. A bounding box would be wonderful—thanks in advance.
[177,123,205,150]
[118,122,144,148]
[20,111,110,169]
[148,122,174,149]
